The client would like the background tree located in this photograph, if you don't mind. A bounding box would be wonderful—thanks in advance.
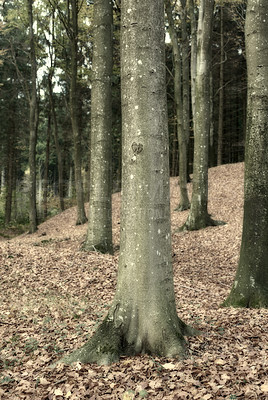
[211,0,246,166]
[165,0,190,211]
[0,1,30,225]
[223,0,268,308]
[216,2,224,166]
[27,0,39,233]
[46,8,65,212]
[180,0,220,231]
[69,0,87,225]
[61,0,194,365]
[189,0,197,122]
[83,0,113,253]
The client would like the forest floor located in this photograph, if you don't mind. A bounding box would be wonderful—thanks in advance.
[0,162,268,400]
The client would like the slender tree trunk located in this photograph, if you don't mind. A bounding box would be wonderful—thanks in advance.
[27,0,38,233]
[165,0,190,211]
[189,0,197,122]
[181,0,190,171]
[1,169,5,194]
[43,112,51,219]
[5,128,14,225]
[48,72,65,212]
[5,99,15,224]
[180,0,224,231]
[37,165,43,217]
[217,5,224,166]
[68,165,73,198]
[209,70,214,166]
[83,0,113,254]
[223,0,268,308]
[70,0,87,225]
[61,0,194,366]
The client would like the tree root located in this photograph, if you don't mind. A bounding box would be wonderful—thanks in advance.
[177,214,226,232]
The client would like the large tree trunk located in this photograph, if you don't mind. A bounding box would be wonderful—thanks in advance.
[165,0,190,211]
[70,0,87,225]
[180,0,223,231]
[27,0,38,234]
[223,0,268,308]
[61,0,194,366]
[83,0,113,254]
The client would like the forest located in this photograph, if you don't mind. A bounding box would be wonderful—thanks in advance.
[1,0,268,399]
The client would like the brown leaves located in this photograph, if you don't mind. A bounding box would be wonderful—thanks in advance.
[1,163,268,399]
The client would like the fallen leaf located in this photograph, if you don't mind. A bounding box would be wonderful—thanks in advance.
[54,388,64,396]
[39,377,50,385]
[162,362,176,370]
[261,383,268,392]
[214,359,225,365]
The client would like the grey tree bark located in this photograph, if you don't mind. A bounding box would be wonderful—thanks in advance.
[61,0,194,366]
[180,0,223,231]
[5,99,15,225]
[189,0,197,122]
[70,0,87,225]
[217,4,224,166]
[48,72,65,212]
[27,0,39,233]
[223,0,268,308]
[48,11,65,212]
[180,0,190,178]
[83,0,113,254]
[165,0,190,211]
[43,113,51,219]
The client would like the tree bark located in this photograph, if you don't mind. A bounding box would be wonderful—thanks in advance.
[83,0,113,254]
[189,0,197,122]
[223,0,268,308]
[47,10,65,213]
[165,0,190,211]
[180,0,223,231]
[70,0,87,225]
[61,0,195,366]
[27,0,38,233]
[180,0,191,179]
[4,100,15,225]
[48,71,65,212]
[217,5,224,166]
[43,112,51,219]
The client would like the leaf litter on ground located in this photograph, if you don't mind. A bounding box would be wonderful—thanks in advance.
[0,162,268,399]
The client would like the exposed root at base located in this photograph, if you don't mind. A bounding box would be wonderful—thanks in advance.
[177,215,226,232]
[57,317,198,366]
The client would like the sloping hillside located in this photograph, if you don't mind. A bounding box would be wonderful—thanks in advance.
[1,162,268,399]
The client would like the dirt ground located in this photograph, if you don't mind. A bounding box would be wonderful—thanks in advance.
[0,162,267,399]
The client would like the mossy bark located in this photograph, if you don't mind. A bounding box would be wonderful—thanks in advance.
[223,0,268,308]
[83,0,113,254]
[62,291,197,365]
[61,0,195,366]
